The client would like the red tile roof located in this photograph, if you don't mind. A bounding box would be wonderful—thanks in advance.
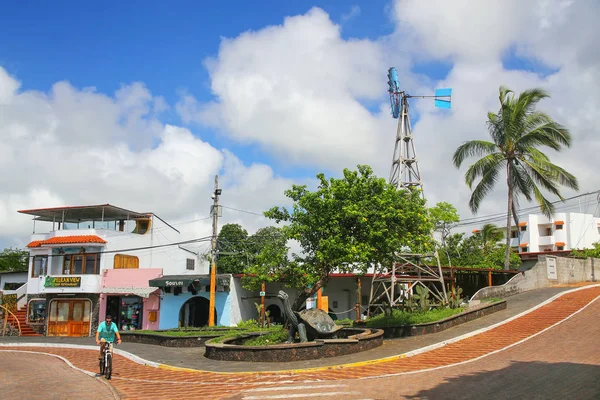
[26,235,107,248]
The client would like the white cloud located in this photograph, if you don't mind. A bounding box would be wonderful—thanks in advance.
[0,67,295,247]
[341,5,361,22]
[177,7,396,171]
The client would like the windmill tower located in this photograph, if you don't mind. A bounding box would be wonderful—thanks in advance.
[368,68,452,315]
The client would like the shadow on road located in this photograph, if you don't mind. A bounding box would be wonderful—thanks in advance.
[405,361,600,400]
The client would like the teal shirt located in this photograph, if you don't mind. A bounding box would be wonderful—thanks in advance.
[97,321,118,342]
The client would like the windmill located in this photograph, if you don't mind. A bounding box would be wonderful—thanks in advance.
[368,67,452,315]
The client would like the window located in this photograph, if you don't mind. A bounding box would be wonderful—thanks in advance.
[186,258,195,270]
[521,246,529,253]
[62,253,101,275]
[545,227,552,236]
[27,299,46,324]
[557,246,564,250]
[510,230,519,239]
[556,224,563,230]
[32,256,48,277]
[519,225,527,232]
[114,254,139,269]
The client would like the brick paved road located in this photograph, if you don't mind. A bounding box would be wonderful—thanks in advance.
[1,286,599,400]
[230,289,600,399]
[0,352,118,400]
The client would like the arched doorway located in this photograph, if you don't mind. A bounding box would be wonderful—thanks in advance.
[266,304,283,324]
[179,297,216,328]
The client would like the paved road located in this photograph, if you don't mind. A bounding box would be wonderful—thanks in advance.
[0,286,573,372]
[228,294,600,399]
[0,352,118,400]
[1,286,598,400]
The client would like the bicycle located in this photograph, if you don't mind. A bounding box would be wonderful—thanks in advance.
[99,338,115,380]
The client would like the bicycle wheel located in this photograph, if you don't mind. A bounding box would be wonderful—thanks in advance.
[99,354,105,375]
[104,353,112,380]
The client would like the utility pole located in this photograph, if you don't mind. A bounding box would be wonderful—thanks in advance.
[208,175,221,326]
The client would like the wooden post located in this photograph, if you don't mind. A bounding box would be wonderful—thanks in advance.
[2,309,7,337]
[356,277,362,323]
[317,287,322,310]
[260,282,266,327]
[488,270,493,287]
[450,267,455,292]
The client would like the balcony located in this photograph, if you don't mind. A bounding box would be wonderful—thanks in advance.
[538,236,555,246]
[32,274,102,294]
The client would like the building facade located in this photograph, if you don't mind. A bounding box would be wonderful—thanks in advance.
[504,212,600,253]
[18,204,224,336]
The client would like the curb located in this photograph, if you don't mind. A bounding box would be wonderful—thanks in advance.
[1,284,598,375]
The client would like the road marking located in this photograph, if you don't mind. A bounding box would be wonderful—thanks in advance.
[245,384,347,392]
[243,391,360,399]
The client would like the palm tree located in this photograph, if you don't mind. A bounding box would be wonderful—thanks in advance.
[453,86,579,270]
[475,223,504,251]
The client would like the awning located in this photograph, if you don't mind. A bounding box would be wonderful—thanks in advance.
[101,287,159,298]
[148,274,230,288]
[520,243,529,247]
[518,222,527,227]
[555,242,566,247]
[554,220,564,225]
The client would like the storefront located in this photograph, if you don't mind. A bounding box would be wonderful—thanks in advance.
[105,294,144,331]
[149,274,232,329]
[99,268,162,331]
[47,297,93,336]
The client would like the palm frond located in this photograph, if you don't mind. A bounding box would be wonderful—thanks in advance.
[464,153,505,188]
[518,157,562,198]
[532,184,556,218]
[452,140,497,168]
[509,160,534,202]
[468,164,500,214]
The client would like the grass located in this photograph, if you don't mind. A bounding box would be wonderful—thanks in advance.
[365,307,465,328]
[243,328,289,346]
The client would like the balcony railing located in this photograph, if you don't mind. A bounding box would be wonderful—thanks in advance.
[538,236,555,246]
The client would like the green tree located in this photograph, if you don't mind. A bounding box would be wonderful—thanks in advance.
[453,86,579,270]
[0,248,29,272]
[474,223,504,252]
[429,202,460,265]
[242,226,289,290]
[265,165,433,310]
[216,223,248,274]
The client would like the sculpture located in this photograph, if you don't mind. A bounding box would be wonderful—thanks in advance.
[278,290,343,343]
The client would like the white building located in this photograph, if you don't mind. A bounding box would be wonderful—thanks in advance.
[17,204,235,336]
[504,212,600,254]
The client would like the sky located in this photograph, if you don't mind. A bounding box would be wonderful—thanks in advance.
[1,0,599,251]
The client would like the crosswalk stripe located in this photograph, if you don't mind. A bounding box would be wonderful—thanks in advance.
[244,384,347,392]
[243,392,361,400]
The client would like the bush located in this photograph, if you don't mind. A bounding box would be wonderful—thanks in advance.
[365,307,464,327]
[243,328,288,346]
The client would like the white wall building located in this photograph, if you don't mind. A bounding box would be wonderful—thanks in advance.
[17,204,224,336]
[504,212,600,254]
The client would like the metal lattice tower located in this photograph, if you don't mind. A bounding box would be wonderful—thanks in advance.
[368,68,452,316]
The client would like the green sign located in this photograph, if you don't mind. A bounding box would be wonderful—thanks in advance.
[44,276,81,288]
[259,291,265,297]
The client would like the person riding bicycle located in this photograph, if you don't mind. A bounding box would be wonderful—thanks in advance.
[96,314,121,360]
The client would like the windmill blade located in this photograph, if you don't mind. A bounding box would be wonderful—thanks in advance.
[387,67,401,118]
[434,88,452,109]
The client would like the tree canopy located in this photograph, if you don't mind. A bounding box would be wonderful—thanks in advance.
[264,165,433,308]
[453,86,578,269]
[0,248,29,273]
[216,223,249,274]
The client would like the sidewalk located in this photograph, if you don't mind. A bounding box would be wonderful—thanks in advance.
[0,286,576,372]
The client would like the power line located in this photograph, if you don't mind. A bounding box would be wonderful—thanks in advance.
[4,236,213,259]
[220,205,265,217]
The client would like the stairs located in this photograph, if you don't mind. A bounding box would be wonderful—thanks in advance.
[12,308,42,336]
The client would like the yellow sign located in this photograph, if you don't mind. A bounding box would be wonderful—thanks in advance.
[320,296,329,312]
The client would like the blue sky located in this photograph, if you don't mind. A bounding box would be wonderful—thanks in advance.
[0,1,400,178]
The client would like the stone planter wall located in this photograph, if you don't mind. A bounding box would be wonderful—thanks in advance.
[204,328,384,362]
[120,331,224,347]
[368,300,507,339]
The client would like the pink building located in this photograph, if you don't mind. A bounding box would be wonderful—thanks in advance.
[99,268,162,331]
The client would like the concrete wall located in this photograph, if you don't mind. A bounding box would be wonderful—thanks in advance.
[158,291,230,329]
[0,272,27,290]
[472,256,599,300]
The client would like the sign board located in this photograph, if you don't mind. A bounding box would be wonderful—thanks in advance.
[546,256,558,280]
[306,297,315,309]
[44,276,81,288]
[165,280,185,287]
[259,291,266,297]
